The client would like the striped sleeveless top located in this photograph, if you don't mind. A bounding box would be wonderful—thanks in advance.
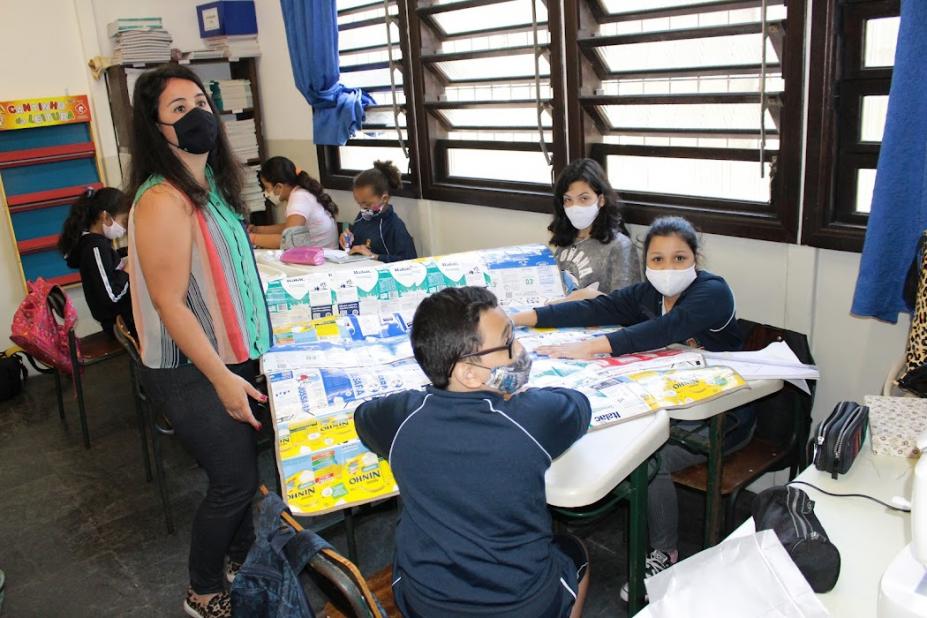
[128,170,272,369]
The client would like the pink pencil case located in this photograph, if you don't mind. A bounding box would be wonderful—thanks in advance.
[280,246,325,266]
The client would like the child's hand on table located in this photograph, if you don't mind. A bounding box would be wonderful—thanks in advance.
[535,339,604,360]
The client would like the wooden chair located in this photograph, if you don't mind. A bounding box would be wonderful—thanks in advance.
[259,487,397,618]
[671,319,816,535]
[113,316,175,534]
[47,287,125,449]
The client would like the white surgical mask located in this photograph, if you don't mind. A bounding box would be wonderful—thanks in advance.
[646,265,697,298]
[564,204,600,231]
[263,190,282,206]
[102,218,126,240]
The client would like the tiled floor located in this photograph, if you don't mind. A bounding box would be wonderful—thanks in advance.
[0,358,754,617]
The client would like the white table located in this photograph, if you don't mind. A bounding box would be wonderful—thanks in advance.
[254,248,374,281]
[730,440,913,618]
[668,378,784,546]
[545,379,784,615]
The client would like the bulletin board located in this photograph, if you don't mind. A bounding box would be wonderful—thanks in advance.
[0,95,104,289]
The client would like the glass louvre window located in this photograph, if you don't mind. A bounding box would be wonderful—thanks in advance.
[833,3,898,222]
[801,0,899,250]
[412,0,562,192]
[580,0,793,210]
[326,0,412,182]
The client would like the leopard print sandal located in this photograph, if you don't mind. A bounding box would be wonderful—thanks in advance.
[183,588,231,618]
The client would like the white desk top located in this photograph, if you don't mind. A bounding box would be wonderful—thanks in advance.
[729,441,914,618]
[546,378,784,508]
[255,249,373,281]
[667,378,783,422]
[546,410,670,508]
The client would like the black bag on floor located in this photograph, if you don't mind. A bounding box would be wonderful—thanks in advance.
[752,485,841,592]
[0,351,28,401]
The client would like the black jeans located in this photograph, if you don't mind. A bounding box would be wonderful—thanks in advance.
[140,359,262,594]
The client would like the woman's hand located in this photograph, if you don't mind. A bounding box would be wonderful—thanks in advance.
[349,244,374,256]
[535,338,609,360]
[511,310,538,328]
[213,370,266,430]
[548,287,605,304]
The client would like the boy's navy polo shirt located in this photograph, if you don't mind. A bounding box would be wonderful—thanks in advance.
[355,385,591,615]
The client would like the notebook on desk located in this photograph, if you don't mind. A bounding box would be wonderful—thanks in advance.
[323,249,374,264]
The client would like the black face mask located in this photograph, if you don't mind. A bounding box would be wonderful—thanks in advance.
[159,107,218,155]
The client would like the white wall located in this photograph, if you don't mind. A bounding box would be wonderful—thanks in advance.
[0,0,102,350]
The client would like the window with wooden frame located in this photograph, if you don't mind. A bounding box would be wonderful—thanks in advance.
[802,0,899,251]
[405,0,568,213]
[564,0,806,242]
[320,0,418,196]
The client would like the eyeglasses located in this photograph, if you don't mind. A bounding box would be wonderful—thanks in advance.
[83,187,97,199]
[459,331,516,361]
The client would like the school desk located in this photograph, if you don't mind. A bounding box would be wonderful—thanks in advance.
[545,379,782,615]
[727,437,912,618]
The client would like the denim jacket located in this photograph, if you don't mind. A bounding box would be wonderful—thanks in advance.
[231,493,329,617]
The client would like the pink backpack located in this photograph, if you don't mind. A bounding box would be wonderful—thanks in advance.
[10,278,80,374]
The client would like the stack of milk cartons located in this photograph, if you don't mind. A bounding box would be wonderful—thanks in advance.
[109,17,172,64]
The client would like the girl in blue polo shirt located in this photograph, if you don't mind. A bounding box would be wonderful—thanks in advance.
[513,215,749,601]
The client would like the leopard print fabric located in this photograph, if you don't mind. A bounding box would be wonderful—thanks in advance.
[906,232,927,373]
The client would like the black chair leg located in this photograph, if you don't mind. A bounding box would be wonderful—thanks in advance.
[150,410,174,534]
[74,369,90,449]
[130,362,153,482]
[725,489,740,535]
[69,335,90,449]
[344,508,358,564]
[54,370,66,424]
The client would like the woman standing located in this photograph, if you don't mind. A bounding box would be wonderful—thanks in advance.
[126,64,272,618]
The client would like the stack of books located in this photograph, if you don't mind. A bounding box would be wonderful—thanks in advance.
[204,35,260,59]
[242,164,267,213]
[109,18,173,64]
[222,117,260,163]
[209,79,254,112]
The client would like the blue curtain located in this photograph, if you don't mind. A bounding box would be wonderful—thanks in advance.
[280,0,374,145]
[851,1,927,322]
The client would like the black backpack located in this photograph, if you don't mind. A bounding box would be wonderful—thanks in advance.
[0,351,28,402]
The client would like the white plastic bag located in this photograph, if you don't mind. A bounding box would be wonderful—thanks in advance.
[642,530,831,618]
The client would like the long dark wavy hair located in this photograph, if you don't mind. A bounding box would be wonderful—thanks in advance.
[126,64,245,214]
[57,187,129,257]
[548,158,630,247]
[258,156,338,220]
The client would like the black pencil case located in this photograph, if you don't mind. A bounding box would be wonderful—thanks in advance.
[809,401,869,479]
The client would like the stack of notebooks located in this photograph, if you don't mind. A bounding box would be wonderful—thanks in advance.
[209,79,254,112]
[204,35,261,59]
[109,18,173,65]
[221,117,260,163]
[242,164,267,213]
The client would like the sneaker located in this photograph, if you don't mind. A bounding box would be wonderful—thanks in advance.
[619,549,674,603]
[225,559,243,584]
[183,589,231,618]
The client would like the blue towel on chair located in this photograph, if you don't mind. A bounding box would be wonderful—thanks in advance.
[852,1,927,323]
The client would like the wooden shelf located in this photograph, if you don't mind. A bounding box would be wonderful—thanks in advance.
[17,234,59,255]
[103,57,271,224]
[47,272,82,287]
[6,182,103,208]
[0,142,96,169]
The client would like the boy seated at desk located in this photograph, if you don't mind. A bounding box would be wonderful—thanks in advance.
[354,286,592,618]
